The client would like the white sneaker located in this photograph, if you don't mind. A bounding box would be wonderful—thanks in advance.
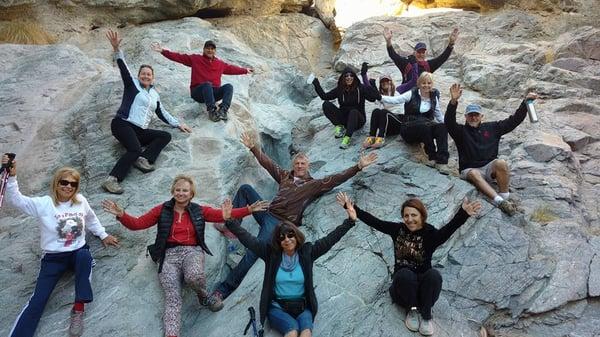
[306,73,315,85]
[419,318,434,336]
[405,308,419,332]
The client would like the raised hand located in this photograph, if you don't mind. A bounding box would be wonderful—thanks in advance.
[358,152,378,170]
[336,192,357,220]
[461,197,482,216]
[1,155,16,176]
[449,28,459,45]
[247,67,255,74]
[361,62,369,76]
[221,198,233,220]
[240,132,255,149]
[525,92,539,101]
[383,27,393,44]
[106,29,122,52]
[449,83,462,103]
[179,123,192,133]
[150,41,163,53]
[102,234,120,247]
[101,199,124,217]
[248,200,269,213]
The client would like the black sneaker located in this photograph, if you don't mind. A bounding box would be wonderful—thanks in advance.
[207,106,219,122]
[217,106,228,121]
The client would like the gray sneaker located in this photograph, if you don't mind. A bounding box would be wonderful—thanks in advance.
[207,106,220,122]
[498,200,517,216]
[207,290,224,312]
[101,176,123,194]
[419,318,434,336]
[69,310,84,337]
[133,157,154,173]
[405,308,420,332]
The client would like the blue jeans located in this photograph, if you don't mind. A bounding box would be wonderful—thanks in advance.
[190,82,233,110]
[10,245,93,337]
[216,184,279,298]
[268,302,313,335]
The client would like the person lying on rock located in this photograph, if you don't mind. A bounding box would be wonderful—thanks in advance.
[444,83,538,216]
[101,174,267,337]
[222,195,357,337]
[209,131,377,309]
[376,72,452,175]
[337,192,481,336]
[309,68,381,149]
[384,27,458,94]
[102,29,192,195]
[360,58,418,149]
[3,155,119,337]
[152,39,253,122]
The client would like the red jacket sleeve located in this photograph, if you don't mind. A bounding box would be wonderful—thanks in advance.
[223,62,248,75]
[202,205,251,222]
[119,204,163,230]
[161,50,193,67]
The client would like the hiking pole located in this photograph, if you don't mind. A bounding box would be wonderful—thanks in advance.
[0,153,16,208]
[243,306,263,337]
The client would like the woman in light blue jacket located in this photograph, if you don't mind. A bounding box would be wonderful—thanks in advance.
[102,29,192,194]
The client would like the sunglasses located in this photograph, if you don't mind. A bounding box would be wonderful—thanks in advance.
[279,232,295,241]
[344,74,354,78]
[58,180,79,188]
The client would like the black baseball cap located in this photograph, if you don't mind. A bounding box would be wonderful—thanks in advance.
[204,40,216,48]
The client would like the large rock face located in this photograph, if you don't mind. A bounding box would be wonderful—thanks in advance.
[1,9,600,337]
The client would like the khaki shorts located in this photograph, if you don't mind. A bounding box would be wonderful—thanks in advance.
[460,159,498,182]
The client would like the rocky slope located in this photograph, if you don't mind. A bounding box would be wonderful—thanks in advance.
[0,8,599,337]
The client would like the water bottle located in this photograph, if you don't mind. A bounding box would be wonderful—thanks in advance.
[526,99,539,123]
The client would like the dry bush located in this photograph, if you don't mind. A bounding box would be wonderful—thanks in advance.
[0,20,56,45]
[530,204,558,225]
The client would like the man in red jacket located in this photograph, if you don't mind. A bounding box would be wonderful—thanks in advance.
[152,40,253,122]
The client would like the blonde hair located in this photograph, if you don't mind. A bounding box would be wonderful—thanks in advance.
[170,175,196,199]
[417,72,433,87]
[51,167,81,205]
[292,152,309,164]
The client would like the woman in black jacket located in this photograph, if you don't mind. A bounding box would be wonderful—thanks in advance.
[337,192,480,336]
[222,195,357,337]
[310,68,380,149]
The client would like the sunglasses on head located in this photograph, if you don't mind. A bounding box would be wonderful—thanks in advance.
[279,232,295,241]
[58,180,79,188]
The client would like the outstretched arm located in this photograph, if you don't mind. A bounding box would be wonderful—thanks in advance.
[311,218,356,260]
[432,198,480,248]
[222,200,269,260]
[396,56,419,94]
[241,132,287,183]
[354,204,400,236]
[316,152,378,195]
[496,92,537,135]
[106,29,135,90]
[2,158,43,217]
[427,28,458,73]
[384,27,409,73]
[444,83,463,143]
[312,77,338,101]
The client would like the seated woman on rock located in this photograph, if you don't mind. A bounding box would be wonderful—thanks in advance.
[3,155,119,337]
[379,72,451,174]
[101,175,268,337]
[102,29,192,195]
[359,58,418,149]
[309,68,380,149]
[222,194,357,337]
[336,192,481,336]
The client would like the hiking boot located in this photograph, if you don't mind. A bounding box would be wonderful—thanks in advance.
[435,163,453,176]
[133,157,154,173]
[101,176,123,194]
[419,318,434,336]
[362,136,375,149]
[207,290,224,312]
[405,308,419,332]
[371,137,385,149]
[334,125,345,138]
[207,106,219,122]
[217,105,229,121]
[339,136,351,149]
[69,310,84,337]
[498,200,517,216]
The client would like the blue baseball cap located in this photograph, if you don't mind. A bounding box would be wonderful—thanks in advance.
[414,42,427,51]
[465,104,482,115]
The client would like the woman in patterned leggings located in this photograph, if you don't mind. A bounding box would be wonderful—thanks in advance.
[102,175,267,337]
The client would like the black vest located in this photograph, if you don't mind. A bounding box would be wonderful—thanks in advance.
[147,199,213,273]
[403,87,439,121]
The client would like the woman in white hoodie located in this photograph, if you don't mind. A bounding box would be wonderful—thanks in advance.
[3,155,118,337]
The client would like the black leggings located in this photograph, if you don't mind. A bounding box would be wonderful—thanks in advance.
[322,101,365,137]
[389,268,442,320]
[400,122,449,164]
[369,108,405,138]
[109,118,172,181]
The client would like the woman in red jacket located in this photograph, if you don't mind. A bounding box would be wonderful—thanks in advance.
[102,175,267,337]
